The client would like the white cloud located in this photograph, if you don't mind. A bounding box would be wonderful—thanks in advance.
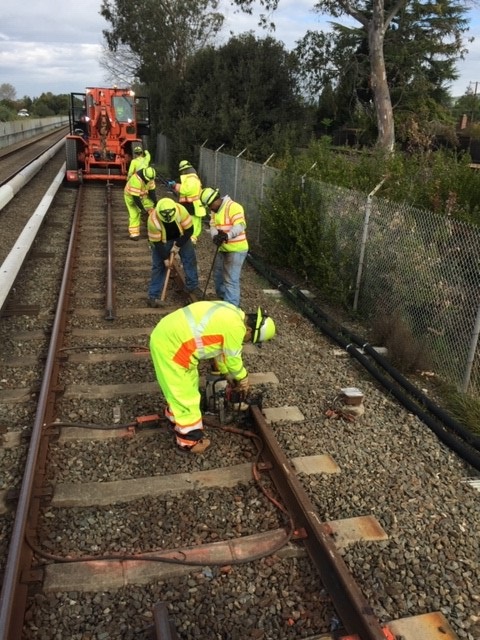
[0,0,478,99]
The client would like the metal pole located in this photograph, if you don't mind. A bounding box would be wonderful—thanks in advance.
[234,147,247,200]
[258,153,275,244]
[214,144,224,189]
[301,162,317,191]
[198,139,208,179]
[462,299,480,393]
[353,177,387,312]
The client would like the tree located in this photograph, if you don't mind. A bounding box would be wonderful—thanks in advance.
[101,0,224,79]
[101,0,224,144]
[0,83,16,101]
[169,33,306,159]
[452,83,480,125]
[99,43,141,87]
[295,1,469,145]
[232,0,472,153]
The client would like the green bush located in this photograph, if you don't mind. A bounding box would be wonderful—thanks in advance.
[294,139,480,226]
[259,161,356,306]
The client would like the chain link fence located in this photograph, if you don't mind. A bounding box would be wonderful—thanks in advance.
[155,137,480,396]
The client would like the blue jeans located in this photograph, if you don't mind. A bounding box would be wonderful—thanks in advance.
[213,250,247,307]
[149,239,199,299]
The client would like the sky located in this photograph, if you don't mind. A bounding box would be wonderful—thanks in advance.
[1,1,479,100]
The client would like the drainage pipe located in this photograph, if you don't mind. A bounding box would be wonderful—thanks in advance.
[247,252,480,471]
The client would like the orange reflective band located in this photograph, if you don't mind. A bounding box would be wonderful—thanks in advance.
[172,334,224,368]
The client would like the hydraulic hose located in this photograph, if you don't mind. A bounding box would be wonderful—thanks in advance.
[247,251,480,472]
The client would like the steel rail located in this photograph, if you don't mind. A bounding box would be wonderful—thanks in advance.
[0,128,68,188]
[0,186,84,640]
[249,404,387,640]
[105,182,116,320]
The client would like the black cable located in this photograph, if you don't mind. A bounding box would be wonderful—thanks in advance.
[247,251,480,471]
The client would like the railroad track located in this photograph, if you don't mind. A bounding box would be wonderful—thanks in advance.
[0,127,68,187]
[0,160,478,639]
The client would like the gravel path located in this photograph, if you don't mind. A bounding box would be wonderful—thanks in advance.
[1,180,479,639]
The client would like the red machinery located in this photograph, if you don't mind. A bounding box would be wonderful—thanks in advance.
[65,87,150,183]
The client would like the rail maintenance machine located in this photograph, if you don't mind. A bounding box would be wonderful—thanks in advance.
[65,86,150,183]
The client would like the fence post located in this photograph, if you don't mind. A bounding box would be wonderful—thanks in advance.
[198,139,208,179]
[462,301,480,393]
[301,163,317,191]
[353,177,387,312]
[257,153,275,243]
[214,144,224,187]
[234,148,247,200]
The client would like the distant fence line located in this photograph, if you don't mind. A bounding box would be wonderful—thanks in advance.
[156,134,480,395]
[0,116,69,149]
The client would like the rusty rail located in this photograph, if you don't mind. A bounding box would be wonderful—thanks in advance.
[249,404,388,640]
[105,182,116,320]
[0,186,84,640]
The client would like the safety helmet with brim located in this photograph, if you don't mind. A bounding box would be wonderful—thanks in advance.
[200,187,220,208]
[157,197,177,223]
[248,308,276,344]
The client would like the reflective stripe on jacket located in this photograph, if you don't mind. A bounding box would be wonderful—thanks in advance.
[150,301,248,380]
[147,202,193,242]
[175,173,206,217]
[124,172,155,198]
[210,197,248,252]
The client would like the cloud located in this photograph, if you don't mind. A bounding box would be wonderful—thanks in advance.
[0,0,478,99]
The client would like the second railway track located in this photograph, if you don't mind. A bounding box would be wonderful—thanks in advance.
[0,167,479,639]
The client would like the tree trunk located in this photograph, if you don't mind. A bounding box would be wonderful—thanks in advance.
[368,0,395,153]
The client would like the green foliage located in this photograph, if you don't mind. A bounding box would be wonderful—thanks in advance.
[31,92,70,116]
[298,139,480,225]
[436,381,480,435]
[452,90,480,125]
[166,33,307,162]
[259,160,356,305]
[0,103,16,121]
[294,0,469,143]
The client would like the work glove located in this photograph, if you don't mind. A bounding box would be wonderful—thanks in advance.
[167,180,176,188]
[235,376,249,396]
[191,236,198,245]
[213,230,228,246]
[170,243,180,255]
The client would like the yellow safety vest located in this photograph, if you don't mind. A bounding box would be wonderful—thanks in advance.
[124,172,155,198]
[211,197,248,252]
[128,150,151,177]
[176,173,206,217]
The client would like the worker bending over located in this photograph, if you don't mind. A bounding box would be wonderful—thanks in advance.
[149,301,276,454]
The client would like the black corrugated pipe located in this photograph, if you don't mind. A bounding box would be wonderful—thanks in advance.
[247,252,480,472]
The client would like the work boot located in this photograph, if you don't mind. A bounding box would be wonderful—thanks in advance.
[129,235,140,241]
[176,438,211,455]
[147,298,160,308]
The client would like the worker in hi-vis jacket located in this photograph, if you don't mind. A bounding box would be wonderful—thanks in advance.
[149,301,276,454]
[168,160,206,244]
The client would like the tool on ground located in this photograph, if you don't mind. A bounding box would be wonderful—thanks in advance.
[160,251,175,302]
[202,244,220,300]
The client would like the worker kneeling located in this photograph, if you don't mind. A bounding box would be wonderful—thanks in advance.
[149,301,276,454]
